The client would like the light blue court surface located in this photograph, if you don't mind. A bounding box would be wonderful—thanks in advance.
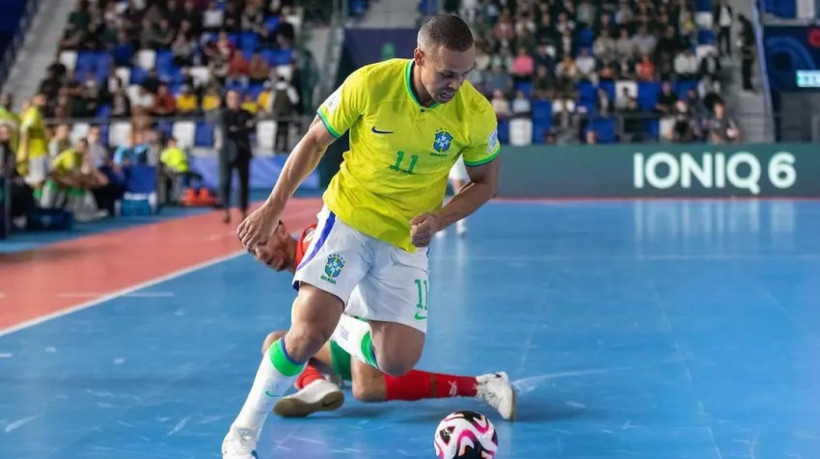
[2,200,820,458]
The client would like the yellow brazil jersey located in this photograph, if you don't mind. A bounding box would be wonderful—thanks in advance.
[52,149,82,176]
[316,58,500,252]
[20,106,48,159]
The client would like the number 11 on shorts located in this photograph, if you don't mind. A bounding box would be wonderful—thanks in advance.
[414,279,428,320]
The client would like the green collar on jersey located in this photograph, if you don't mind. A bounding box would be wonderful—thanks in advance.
[404,59,440,110]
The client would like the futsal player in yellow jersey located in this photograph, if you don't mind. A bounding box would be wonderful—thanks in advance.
[223,15,501,457]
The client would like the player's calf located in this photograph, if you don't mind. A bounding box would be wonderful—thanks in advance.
[350,359,387,402]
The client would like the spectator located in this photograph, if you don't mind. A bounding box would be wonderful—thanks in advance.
[491,90,511,119]
[512,47,534,80]
[707,101,741,144]
[511,90,531,117]
[217,89,253,223]
[656,81,678,115]
[713,0,733,57]
[49,124,72,159]
[674,49,699,80]
[176,85,199,115]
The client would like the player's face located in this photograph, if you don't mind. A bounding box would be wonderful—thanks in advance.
[420,45,476,104]
[253,221,292,272]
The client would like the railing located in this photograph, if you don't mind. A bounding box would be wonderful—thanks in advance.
[0,0,43,93]
[753,0,776,142]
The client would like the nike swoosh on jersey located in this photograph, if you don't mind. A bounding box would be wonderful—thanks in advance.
[371,126,394,134]
[414,312,427,320]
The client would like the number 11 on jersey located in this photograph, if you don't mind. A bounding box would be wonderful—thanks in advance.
[390,151,419,174]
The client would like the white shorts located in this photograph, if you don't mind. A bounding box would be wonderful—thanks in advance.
[292,206,430,333]
[448,156,469,182]
[25,155,48,186]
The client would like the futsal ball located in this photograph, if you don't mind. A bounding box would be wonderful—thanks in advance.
[433,410,498,459]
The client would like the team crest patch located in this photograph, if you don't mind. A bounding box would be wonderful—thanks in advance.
[433,130,453,153]
[321,254,345,284]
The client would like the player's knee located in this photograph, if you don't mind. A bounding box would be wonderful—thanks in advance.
[261,330,287,355]
[375,353,417,377]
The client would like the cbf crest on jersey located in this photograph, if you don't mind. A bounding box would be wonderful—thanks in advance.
[321,254,345,285]
[433,130,453,153]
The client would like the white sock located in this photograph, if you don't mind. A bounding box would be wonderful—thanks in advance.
[331,314,378,368]
[233,338,304,434]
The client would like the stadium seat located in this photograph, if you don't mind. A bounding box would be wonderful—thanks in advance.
[70,123,90,144]
[509,118,533,146]
[599,81,616,100]
[637,81,661,111]
[589,118,616,143]
[108,121,132,148]
[513,80,533,97]
[256,120,276,151]
[697,29,715,45]
[615,80,638,105]
[172,121,196,148]
[59,50,78,72]
[189,66,210,87]
[115,67,131,86]
[136,49,157,70]
[497,119,510,145]
[531,118,551,144]
[695,12,713,29]
[264,16,280,32]
[194,122,215,148]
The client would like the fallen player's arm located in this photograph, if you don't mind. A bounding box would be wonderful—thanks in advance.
[434,157,499,230]
[263,116,337,212]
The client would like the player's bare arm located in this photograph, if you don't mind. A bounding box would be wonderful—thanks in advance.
[411,158,499,248]
[237,117,336,248]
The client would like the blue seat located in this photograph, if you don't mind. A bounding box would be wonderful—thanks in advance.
[675,79,697,99]
[599,81,616,100]
[247,83,265,100]
[130,67,148,85]
[513,81,532,97]
[95,104,112,119]
[637,81,661,111]
[76,51,96,72]
[576,81,596,104]
[270,49,293,66]
[698,29,715,45]
[531,100,552,121]
[531,118,552,144]
[264,16,280,32]
[195,122,215,147]
[497,118,510,145]
[588,118,616,143]
[240,32,258,54]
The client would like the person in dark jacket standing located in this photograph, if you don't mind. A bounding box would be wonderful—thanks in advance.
[218,89,255,224]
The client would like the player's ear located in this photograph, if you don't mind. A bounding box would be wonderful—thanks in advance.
[413,47,424,67]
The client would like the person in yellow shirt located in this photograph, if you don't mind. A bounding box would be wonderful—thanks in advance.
[175,85,199,115]
[17,93,50,190]
[0,93,20,152]
[159,136,202,203]
[222,14,501,458]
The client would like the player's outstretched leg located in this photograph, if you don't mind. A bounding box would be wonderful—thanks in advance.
[349,357,516,420]
[221,285,343,459]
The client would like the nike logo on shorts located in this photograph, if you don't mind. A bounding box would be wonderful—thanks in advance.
[414,311,427,320]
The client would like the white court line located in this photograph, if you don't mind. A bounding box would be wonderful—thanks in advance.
[0,250,245,337]
[57,292,176,298]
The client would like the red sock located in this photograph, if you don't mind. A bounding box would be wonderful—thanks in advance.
[294,364,323,390]
[384,369,478,401]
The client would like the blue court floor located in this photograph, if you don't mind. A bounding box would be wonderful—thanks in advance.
[2,200,819,458]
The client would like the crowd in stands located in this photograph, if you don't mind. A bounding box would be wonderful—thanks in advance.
[0,0,317,232]
[424,0,743,145]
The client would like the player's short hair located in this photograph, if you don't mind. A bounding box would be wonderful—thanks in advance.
[418,14,474,52]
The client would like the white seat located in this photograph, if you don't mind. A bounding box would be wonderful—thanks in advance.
[695,12,713,30]
[256,120,276,151]
[70,122,90,144]
[615,80,638,106]
[136,49,157,70]
[190,66,210,87]
[108,121,132,148]
[59,50,78,72]
[509,118,533,146]
[172,121,196,148]
[115,67,131,86]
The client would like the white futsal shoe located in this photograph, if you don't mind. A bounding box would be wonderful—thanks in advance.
[476,372,517,420]
[272,378,345,417]
[221,426,258,459]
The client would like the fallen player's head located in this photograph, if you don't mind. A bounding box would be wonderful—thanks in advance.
[415,14,475,104]
[253,220,294,272]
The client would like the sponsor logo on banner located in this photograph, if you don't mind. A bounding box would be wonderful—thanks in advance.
[633,151,797,195]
